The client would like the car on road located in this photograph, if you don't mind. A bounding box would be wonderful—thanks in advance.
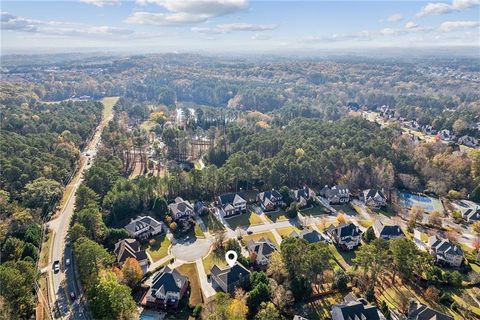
[247,230,253,235]
[86,152,90,157]
[65,258,70,266]
[69,292,76,301]
[53,260,60,273]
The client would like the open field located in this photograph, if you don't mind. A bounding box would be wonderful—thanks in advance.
[143,234,171,262]
[100,96,118,119]
[226,211,264,229]
[202,251,227,275]
[175,263,203,305]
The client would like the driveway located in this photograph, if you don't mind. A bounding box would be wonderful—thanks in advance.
[170,237,213,262]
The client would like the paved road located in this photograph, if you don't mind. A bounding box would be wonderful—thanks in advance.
[46,102,114,319]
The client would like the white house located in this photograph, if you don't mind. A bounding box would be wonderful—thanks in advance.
[363,189,387,209]
[321,185,350,204]
[327,223,361,250]
[125,215,164,240]
[218,193,247,217]
[428,235,464,267]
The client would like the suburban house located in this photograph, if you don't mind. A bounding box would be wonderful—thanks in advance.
[218,193,247,217]
[144,266,189,309]
[168,197,195,230]
[458,135,478,147]
[404,120,420,131]
[373,220,404,240]
[257,190,283,211]
[437,129,455,141]
[331,293,385,320]
[292,186,316,207]
[327,223,362,250]
[194,201,209,215]
[113,239,149,274]
[421,124,436,135]
[362,189,387,209]
[210,262,251,294]
[428,235,464,268]
[462,207,480,223]
[247,238,278,265]
[408,300,453,320]
[290,229,328,244]
[125,215,164,240]
[320,185,350,204]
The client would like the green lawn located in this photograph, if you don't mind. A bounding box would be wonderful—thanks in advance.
[226,211,264,229]
[276,226,301,238]
[332,204,358,216]
[265,210,288,222]
[306,292,343,319]
[328,245,355,271]
[357,219,374,228]
[374,204,397,217]
[200,213,225,233]
[143,234,171,262]
[202,251,227,275]
[300,205,329,216]
[242,231,279,246]
[175,263,203,305]
[194,223,205,239]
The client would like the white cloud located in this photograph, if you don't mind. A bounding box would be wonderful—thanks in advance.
[386,13,403,22]
[79,0,121,7]
[128,0,249,26]
[192,22,277,34]
[251,33,272,40]
[405,21,419,29]
[1,12,139,39]
[416,0,479,17]
[439,20,480,31]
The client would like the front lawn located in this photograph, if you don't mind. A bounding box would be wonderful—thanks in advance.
[194,223,205,238]
[202,251,227,275]
[226,211,264,229]
[143,234,171,262]
[332,204,357,216]
[265,210,288,222]
[276,226,301,238]
[357,220,373,228]
[175,263,203,305]
[242,231,279,246]
[328,245,354,271]
[300,204,329,216]
[200,213,225,233]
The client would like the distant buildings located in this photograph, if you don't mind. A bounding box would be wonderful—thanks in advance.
[247,238,278,266]
[144,266,189,309]
[408,300,453,320]
[218,193,247,217]
[257,190,283,211]
[428,235,464,267]
[125,215,164,240]
[113,239,149,274]
[373,221,404,240]
[320,185,350,204]
[362,189,387,209]
[331,293,385,320]
[211,262,250,294]
[327,223,361,250]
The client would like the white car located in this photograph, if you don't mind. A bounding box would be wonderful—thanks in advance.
[53,260,60,273]
[65,258,70,266]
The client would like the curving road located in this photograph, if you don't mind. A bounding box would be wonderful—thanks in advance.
[45,98,116,319]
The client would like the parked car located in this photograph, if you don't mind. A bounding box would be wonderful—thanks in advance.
[247,230,253,235]
[65,258,70,266]
[53,260,60,273]
[69,292,76,301]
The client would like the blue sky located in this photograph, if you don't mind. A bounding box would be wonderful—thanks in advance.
[1,0,479,53]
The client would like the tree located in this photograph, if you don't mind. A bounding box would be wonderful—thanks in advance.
[332,268,349,291]
[103,179,141,223]
[428,211,442,228]
[22,242,39,260]
[70,223,87,242]
[75,185,99,212]
[89,271,137,320]
[255,302,281,320]
[24,224,42,247]
[22,177,63,213]
[407,206,423,232]
[122,258,143,288]
[247,282,270,314]
[285,201,298,219]
[76,206,108,242]
[380,300,391,319]
[2,237,25,261]
[390,238,420,282]
[353,238,389,286]
[74,237,114,288]
[202,292,230,320]
[363,226,376,243]
[228,298,248,320]
[266,252,288,284]
[425,286,439,303]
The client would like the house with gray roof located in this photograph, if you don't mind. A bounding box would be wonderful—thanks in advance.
[168,197,195,230]
[320,185,350,204]
[247,237,278,266]
[363,189,387,209]
[211,262,250,294]
[428,235,464,267]
[125,215,164,240]
[327,223,361,250]
[408,300,453,320]
[113,239,149,274]
[292,186,316,207]
[290,229,328,244]
[373,220,404,240]
[331,294,385,320]
[257,190,283,211]
[462,207,480,223]
[145,266,189,309]
[218,192,247,217]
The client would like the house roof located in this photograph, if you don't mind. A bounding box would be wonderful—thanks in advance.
[247,238,278,260]
[408,300,453,320]
[258,190,282,202]
[428,235,464,257]
[219,193,247,205]
[293,186,314,200]
[363,189,386,201]
[326,185,349,198]
[299,229,327,243]
[462,207,480,221]
[338,223,361,238]
[168,197,194,217]
[374,220,404,238]
[211,262,250,289]
[125,215,162,233]
[113,238,148,263]
[331,300,383,320]
[151,266,188,295]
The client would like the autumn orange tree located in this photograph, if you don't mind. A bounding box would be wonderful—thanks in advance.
[122,257,143,288]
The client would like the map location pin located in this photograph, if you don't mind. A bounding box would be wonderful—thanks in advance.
[225,250,238,267]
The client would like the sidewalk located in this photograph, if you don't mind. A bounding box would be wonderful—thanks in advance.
[195,258,216,299]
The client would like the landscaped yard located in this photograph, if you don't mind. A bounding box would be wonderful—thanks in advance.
[328,245,355,271]
[332,204,358,216]
[175,263,203,305]
[202,251,227,275]
[242,231,279,246]
[265,210,288,222]
[143,234,171,262]
[226,211,264,229]
[306,292,343,319]
[276,226,301,238]
[300,204,329,216]
[357,219,373,228]
[194,223,205,238]
[200,213,225,233]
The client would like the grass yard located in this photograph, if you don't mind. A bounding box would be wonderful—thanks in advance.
[300,204,329,216]
[374,204,397,218]
[226,211,264,229]
[265,210,288,223]
[276,226,301,238]
[332,204,358,216]
[357,219,374,228]
[242,231,279,246]
[200,213,225,233]
[39,229,54,269]
[459,243,477,261]
[317,221,338,231]
[306,292,343,319]
[328,245,354,271]
[202,251,227,275]
[175,263,203,305]
[194,223,205,239]
[143,234,171,262]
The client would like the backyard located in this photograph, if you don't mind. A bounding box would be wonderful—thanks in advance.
[225,211,264,229]
[175,263,203,305]
[264,210,288,222]
[332,204,358,216]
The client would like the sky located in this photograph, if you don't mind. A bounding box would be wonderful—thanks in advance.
[1,0,479,54]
